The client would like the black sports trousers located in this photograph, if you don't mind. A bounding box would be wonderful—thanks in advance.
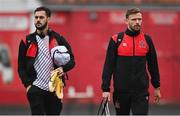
[26,85,62,115]
[113,90,149,115]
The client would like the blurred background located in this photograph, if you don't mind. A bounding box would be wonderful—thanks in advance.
[0,0,180,115]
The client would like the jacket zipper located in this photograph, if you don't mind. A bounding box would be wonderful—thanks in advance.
[133,36,135,56]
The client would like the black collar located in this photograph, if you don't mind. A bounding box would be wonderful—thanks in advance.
[125,28,140,37]
[34,29,53,38]
[35,30,46,38]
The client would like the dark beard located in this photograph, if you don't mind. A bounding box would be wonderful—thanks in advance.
[35,22,47,31]
[130,25,141,32]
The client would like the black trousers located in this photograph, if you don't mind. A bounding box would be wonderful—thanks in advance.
[26,85,62,115]
[113,90,149,115]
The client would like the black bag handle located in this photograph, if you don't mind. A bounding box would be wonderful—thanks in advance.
[97,97,108,115]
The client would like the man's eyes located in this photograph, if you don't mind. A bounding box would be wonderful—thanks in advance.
[35,16,44,19]
[132,18,142,21]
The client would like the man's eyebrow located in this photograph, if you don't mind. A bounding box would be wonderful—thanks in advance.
[35,16,45,18]
[131,17,142,20]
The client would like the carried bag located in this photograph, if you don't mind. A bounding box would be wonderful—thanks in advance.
[50,45,70,66]
[97,98,110,116]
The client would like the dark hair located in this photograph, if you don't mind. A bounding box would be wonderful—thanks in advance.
[125,8,141,19]
[34,6,51,17]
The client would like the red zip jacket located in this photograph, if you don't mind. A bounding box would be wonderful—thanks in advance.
[102,29,160,92]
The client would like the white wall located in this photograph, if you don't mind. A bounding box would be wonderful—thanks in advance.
[0,0,42,12]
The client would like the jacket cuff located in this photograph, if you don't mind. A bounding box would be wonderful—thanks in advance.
[102,88,110,92]
[155,86,160,90]
[153,84,160,89]
[24,81,32,88]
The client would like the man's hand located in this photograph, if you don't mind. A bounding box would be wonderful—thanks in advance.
[55,67,64,76]
[26,85,32,92]
[102,92,110,101]
[154,87,161,104]
[51,67,64,76]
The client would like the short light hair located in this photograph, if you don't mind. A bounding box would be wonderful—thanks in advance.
[125,8,141,19]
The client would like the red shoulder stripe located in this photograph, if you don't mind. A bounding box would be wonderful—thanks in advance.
[112,34,118,43]
[22,38,27,46]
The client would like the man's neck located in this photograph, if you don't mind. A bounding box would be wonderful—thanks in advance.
[125,28,140,36]
[36,26,49,38]
[37,28,48,36]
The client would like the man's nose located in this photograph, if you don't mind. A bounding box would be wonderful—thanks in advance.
[36,18,41,21]
[136,19,140,23]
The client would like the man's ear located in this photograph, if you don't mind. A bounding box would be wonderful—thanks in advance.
[125,18,128,25]
[47,17,51,22]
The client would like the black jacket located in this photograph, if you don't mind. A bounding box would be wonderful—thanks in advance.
[18,29,75,88]
[102,29,160,92]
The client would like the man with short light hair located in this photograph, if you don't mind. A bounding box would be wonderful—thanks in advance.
[101,8,161,115]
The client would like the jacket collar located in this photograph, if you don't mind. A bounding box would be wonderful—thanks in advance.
[125,28,140,37]
[31,28,54,39]
[34,29,52,38]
